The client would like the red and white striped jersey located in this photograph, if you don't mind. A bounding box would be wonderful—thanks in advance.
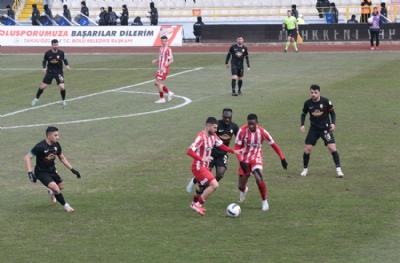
[189,131,223,170]
[158,46,173,70]
[235,125,275,163]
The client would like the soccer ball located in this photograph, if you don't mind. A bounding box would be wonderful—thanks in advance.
[367,17,373,24]
[226,203,241,217]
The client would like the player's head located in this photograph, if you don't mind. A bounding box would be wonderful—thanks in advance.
[150,1,155,8]
[32,4,37,9]
[160,35,168,46]
[205,117,218,135]
[81,1,86,7]
[287,10,292,16]
[310,84,321,101]
[51,39,59,51]
[373,6,378,14]
[247,114,258,132]
[46,126,59,143]
[236,35,244,45]
[222,108,233,125]
[6,4,11,9]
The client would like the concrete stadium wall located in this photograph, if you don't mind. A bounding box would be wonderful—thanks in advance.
[201,23,400,42]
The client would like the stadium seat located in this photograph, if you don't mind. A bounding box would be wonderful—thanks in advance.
[51,0,63,9]
[71,0,81,9]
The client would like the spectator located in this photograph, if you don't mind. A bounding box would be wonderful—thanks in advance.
[132,16,143,26]
[98,7,107,26]
[297,14,306,24]
[193,16,204,43]
[31,4,40,26]
[369,7,382,50]
[6,5,15,20]
[81,1,89,17]
[347,14,358,23]
[330,2,338,23]
[291,4,299,19]
[316,0,330,18]
[380,2,388,23]
[106,6,117,25]
[120,4,129,25]
[63,5,71,22]
[149,2,158,25]
[43,4,53,20]
[360,0,371,23]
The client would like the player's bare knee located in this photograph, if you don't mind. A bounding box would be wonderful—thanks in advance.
[327,144,337,152]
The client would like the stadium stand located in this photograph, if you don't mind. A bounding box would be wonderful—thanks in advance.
[9,0,398,26]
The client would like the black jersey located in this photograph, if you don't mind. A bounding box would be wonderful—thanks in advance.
[225,44,249,68]
[302,96,335,129]
[211,120,239,156]
[30,140,62,173]
[43,49,68,74]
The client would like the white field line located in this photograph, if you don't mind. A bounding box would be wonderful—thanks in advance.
[1,68,195,71]
[1,67,202,129]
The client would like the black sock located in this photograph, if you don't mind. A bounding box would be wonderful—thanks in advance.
[55,193,66,206]
[238,80,243,91]
[36,88,43,99]
[331,151,340,168]
[61,90,66,100]
[231,79,236,92]
[303,152,310,168]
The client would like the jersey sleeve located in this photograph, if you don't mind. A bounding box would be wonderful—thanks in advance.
[57,143,62,156]
[235,128,244,146]
[30,144,41,157]
[261,127,275,145]
[233,123,239,136]
[327,98,334,112]
[301,101,308,116]
[188,134,203,152]
[168,48,173,60]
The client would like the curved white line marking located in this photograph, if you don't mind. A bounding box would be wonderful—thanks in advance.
[2,92,192,130]
[1,68,202,129]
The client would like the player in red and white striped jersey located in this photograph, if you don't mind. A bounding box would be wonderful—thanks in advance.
[187,117,242,216]
[152,35,174,103]
[235,114,288,211]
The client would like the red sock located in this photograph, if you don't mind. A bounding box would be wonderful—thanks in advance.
[193,196,199,203]
[162,85,169,93]
[159,92,164,99]
[198,196,205,204]
[257,181,267,200]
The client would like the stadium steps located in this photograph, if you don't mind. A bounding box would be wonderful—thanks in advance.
[18,0,44,21]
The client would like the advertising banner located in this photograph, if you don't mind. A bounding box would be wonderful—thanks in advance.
[0,25,183,46]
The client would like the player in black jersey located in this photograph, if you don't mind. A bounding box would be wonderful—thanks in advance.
[24,126,81,212]
[31,39,71,107]
[300,85,344,178]
[186,108,239,193]
[225,36,250,96]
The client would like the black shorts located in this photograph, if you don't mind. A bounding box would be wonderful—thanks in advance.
[287,29,296,38]
[35,171,63,187]
[305,127,336,146]
[231,65,244,77]
[43,73,65,85]
[209,154,228,170]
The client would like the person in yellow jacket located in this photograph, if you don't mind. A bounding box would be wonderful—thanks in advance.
[282,10,299,53]
[297,14,306,25]
[360,0,371,23]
